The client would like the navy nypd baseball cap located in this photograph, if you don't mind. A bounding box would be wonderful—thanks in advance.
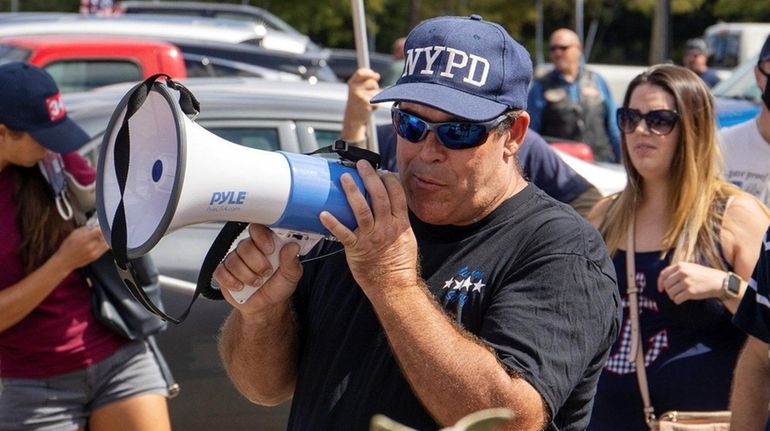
[371,15,533,122]
[0,62,88,153]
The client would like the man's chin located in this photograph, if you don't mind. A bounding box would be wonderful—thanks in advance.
[409,202,453,225]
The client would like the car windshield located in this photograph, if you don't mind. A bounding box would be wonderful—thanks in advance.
[707,32,741,69]
[0,43,31,63]
[712,55,761,103]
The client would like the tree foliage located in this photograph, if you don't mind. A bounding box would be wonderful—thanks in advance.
[1,0,768,65]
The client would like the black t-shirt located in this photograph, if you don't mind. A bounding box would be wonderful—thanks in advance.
[289,185,620,430]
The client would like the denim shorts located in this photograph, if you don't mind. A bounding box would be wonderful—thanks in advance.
[0,339,168,431]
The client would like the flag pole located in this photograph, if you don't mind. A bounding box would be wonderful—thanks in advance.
[351,0,379,153]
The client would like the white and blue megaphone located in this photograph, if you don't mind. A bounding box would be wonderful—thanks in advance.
[96,75,371,317]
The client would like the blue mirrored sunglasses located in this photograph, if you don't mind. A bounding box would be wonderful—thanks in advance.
[391,106,509,150]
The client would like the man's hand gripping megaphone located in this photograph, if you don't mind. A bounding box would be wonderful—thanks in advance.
[214,158,415,314]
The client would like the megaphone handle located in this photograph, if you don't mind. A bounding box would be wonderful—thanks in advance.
[229,229,321,304]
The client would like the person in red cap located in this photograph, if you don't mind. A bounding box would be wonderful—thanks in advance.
[0,62,171,431]
[215,15,620,431]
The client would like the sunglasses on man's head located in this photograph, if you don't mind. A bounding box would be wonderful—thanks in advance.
[391,106,509,150]
[616,108,679,136]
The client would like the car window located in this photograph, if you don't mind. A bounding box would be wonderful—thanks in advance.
[314,129,342,149]
[295,122,343,154]
[707,33,741,69]
[0,44,32,64]
[44,60,143,93]
[207,127,280,151]
[712,55,761,103]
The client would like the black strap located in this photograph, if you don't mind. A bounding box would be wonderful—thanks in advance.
[110,74,199,324]
[146,335,181,398]
[309,139,381,169]
[197,222,250,300]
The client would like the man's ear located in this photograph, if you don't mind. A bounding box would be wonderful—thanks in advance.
[0,124,12,142]
[503,111,530,158]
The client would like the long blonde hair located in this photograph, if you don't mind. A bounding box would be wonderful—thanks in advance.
[600,64,748,269]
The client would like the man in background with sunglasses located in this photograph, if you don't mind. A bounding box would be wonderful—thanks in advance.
[527,28,621,163]
[721,35,770,208]
[216,15,620,431]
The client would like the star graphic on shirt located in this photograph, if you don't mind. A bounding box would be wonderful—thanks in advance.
[460,277,473,291]
[472,280,486,293]
[443,279,454,290]
[452,279,464,290]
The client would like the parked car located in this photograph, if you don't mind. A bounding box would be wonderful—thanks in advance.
[713,54,762,128]
[0,35,187,92]
[324,48,396,82]
[113,0,394,82]
[115,0,317,47]
[0,12,309,54]
[65,77,625,430]
[705,22,770,75]
[0,34,315,90]
[0,13,337,83]
[170,38,338,83]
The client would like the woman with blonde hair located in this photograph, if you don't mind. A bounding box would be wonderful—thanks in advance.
[587,64,770,430]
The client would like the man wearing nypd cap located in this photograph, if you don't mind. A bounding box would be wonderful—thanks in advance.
[216,15,620,431]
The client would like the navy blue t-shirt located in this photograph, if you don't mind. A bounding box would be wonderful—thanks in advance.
[589,250,744,431]
[733,228,770,431]
[697,69,722,89]
[376,125,591,204]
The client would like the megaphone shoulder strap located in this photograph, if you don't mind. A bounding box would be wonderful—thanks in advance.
[197,221,251,301]
[110,74,200,324]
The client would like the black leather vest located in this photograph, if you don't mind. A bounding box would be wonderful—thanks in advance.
[538,70,614,162]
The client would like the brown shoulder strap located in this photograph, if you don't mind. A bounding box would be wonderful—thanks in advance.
[627,216,657,426]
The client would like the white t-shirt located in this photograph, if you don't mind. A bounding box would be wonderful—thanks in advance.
[721,118,770,207]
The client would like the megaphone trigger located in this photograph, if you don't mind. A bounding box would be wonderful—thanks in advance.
[228,228,322,304]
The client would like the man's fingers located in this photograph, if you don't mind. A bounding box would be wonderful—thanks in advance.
[213,261,245,293]
[356,160,391,223]
[340,171,375,234]
[382,172,407,217]
[249,223,276,255]
[276,242,303,285]
[320,210,357,247]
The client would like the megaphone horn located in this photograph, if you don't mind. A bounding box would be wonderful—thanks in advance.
[96,75,371,321]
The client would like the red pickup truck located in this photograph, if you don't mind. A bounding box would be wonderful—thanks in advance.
[0,35,187,92]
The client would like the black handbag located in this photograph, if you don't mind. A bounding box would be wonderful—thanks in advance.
[85,252,167,340]
[84,251,181,397]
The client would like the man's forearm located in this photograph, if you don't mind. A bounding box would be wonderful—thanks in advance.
[367,281,547,431]
[218,301,299,406]
[730,336,770,430]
